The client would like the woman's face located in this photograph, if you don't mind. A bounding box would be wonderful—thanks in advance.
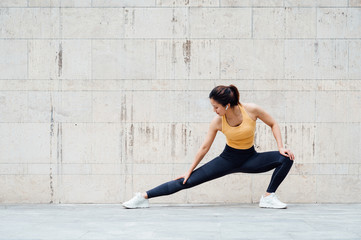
[210,98,227,116]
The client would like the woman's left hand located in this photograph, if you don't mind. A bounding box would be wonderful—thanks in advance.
[279,147,295,160]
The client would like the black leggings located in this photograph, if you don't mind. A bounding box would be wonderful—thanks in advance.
[146,145,293,199]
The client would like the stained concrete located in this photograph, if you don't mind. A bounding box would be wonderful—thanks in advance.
[0,203,360,240]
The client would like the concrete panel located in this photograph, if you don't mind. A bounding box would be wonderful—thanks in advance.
[52,92,93,122]
[93,0,155,7]
[317,8,361,38]
[190,8,252,38]
[60,80,93,91]
[316,163,359,175]
[315,91,349,123]
[29,0,91,7]
[26,91,52,122]
[253,80,317,91]
[0,8,59,38]
[0,123,50,165]
[0,0,27,7]
[92,40,156,80]
[91,163,124,175]
[92,123,123,164]
[129,123,193,164]
[276,175,317,203]
[285,7,317,38]
[124,8,188,38]
[290,163,316,175]
[60,175,123,203]
[157,40,220,80]
[221,40,284,79]
[0,164,26,175]
[314,123,361,164]
[0,91,51,123]
[346,93,361,122]
[28,40,59,80]
[349,41,361,79]
[60,123,94,164]
[131,163,178,176]
[284,91,316,122]
[29,39,92,80]
[61,164,92,175]
[61,40,92,80]
[0,80,60,91]
[221,40,253,79]
[316,175,361,202]
[285,0,348,7]
[0,40,27,79]
[316,40,348,79]
[253,8,285,38]
[221,0,283,7]
[316,80,361,91]
[27,163,57,175]
[250,40,284,79]
[189,40,220,79]
[350,0,361,6]
[92,91,126,123]
[50,123,124,169]
[285,40,317,79]
[0,92,28,122]
[0,175,52,203]
[61,8,124,38]
[346,8,361,38]
[131,91,187,122]
[156,40,190,80]
[157,0,218,6]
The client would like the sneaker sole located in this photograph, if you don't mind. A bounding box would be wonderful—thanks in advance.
[122,203,149,209]
[259,203,287,209]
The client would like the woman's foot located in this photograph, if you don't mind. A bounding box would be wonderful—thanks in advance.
[259,193,287,209]
[122,192,149,209]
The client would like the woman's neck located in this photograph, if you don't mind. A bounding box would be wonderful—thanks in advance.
[225,105,242,121]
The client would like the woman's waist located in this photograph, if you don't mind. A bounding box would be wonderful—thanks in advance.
[220,144,256,159]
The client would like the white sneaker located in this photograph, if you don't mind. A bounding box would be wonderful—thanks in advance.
[122,192,149,209]
[259,193,287,209]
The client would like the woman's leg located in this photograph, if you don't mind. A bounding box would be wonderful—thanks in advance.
[146,155,238,199]
[231,151,293,193]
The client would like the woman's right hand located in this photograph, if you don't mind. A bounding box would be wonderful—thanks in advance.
[175,171,192,184]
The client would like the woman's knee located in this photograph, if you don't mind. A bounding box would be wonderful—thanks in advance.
[281,155,294,168]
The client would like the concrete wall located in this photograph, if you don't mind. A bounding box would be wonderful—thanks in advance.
[0,0,360,204]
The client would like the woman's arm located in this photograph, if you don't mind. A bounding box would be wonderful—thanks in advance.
[175,116,221,184]
[246,103,295,160]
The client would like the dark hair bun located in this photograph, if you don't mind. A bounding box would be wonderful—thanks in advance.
[209,84,240,106]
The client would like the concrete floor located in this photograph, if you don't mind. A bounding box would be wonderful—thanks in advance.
[0,203,360,240]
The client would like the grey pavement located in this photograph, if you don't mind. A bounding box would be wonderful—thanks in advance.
[0,203,360,240]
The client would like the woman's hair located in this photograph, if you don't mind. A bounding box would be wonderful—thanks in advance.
[209,84,240,107]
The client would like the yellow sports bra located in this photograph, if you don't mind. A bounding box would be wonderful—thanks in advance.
[221,104,256,149]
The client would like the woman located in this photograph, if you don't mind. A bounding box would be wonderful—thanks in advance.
[123,85,295,209]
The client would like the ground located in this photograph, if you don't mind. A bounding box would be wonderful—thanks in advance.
[0,203,360,240]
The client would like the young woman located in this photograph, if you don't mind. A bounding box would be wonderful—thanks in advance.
[123,85,295,209]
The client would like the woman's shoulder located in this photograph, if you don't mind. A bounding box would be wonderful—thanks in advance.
[242,102,259,111]
[242,102,259,120]
[210,115,222,131]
